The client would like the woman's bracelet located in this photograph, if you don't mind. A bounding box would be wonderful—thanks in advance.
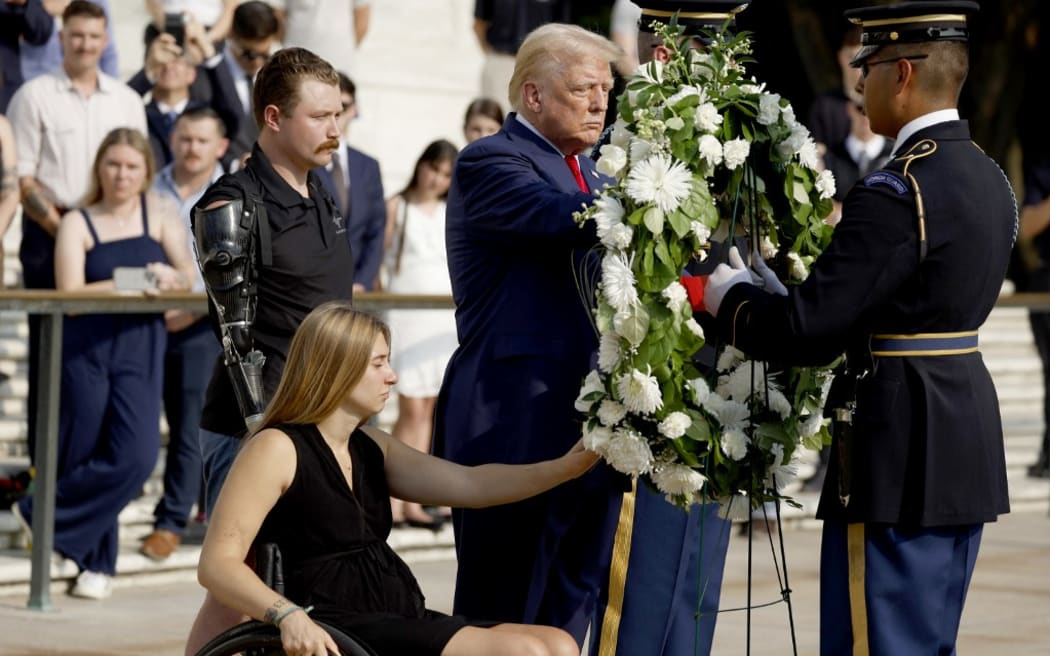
[269,603,314,627]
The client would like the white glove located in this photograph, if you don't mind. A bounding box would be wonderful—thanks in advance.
[704,246,753,316]
[751,249,788,296]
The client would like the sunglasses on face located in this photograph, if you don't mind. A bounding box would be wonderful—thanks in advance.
[233,44,270,62]
[860,54,928,78]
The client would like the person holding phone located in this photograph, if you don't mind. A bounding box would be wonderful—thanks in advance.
[13,127,194,601]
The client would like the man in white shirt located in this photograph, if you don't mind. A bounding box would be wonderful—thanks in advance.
[7,0,147,459]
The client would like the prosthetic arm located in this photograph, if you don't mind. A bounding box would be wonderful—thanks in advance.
[193,198,268,432]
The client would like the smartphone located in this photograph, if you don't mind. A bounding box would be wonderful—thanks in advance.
[164,12,186,47]
[113,267,158,291]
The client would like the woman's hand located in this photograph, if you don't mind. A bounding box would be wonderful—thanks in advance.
[560,438,601,480]
[278,611,340,656]
[146,262,188,293]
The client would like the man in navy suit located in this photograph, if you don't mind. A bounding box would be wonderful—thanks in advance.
[434,23,624,646]
[127,1,279,167]
[315,73,385,291]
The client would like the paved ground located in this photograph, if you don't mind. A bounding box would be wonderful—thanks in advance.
[0,510,1047,655]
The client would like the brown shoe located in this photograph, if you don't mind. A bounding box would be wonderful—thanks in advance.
[140,529,181,561]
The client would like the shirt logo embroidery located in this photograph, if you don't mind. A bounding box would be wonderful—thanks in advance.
[332,210,346,234]
[863,171,908,194]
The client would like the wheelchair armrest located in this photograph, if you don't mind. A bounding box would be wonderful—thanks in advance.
[254,542,285,595]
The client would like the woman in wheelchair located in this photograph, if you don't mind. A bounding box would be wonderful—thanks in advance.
[197,301,591,656]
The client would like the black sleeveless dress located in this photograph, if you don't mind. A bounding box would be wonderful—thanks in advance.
[256,423,496,654]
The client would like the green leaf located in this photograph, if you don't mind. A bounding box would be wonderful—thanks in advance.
[643,207,665,235]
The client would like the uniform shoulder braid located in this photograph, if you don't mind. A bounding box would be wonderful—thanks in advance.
[860,138,938,263]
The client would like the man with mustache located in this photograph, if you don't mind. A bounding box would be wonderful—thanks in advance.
[183,46,352,655]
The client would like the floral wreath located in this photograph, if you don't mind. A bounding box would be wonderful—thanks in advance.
[574,20,839,512]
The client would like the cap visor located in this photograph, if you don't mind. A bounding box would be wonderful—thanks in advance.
[849,44,880,68]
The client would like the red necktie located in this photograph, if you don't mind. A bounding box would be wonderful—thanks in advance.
[565,155,588,192]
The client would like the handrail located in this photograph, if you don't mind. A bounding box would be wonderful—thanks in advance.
[0,290,455,611]
[1,288,1048,610]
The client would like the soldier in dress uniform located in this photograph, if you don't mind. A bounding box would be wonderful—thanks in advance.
[702,2,1014,653]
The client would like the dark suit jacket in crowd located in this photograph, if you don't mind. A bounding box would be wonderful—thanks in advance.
[128,56,254,168]
[0,0,53,113]
[434,115,621,640]
[314,145,386,289]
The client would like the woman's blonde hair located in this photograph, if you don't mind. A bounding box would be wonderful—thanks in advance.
[258,301,391,431]
[508,23,622,112]
[82,128,156,206]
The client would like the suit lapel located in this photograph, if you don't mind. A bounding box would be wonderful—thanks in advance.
[504,116,581,194]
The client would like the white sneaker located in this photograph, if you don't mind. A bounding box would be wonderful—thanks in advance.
[71,570,112,600]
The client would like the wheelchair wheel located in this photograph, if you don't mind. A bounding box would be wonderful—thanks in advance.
[195,619,378,656]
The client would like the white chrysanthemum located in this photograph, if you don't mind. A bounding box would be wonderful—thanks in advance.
[759,235,776,260]
[601,253,638,313]
[601,223,634,251]
[625,154,693,213]
[720,427,750,461]
[604,429,654,475]
[690,221,711,244]
[616,368,664,415]
[768,387,792,419]
[665,84,704,107]
[597,399,627,427]
[723,138,751,170]
[610,119,632,149]
[593,195,625,234]
[597,331,622,374]
[764,443,799,491]
[602,224,634,250]
[777,123,809,160]
[583,423,613,454]
[596,144,628,177]
[652,463,707,498]
[797,139,820,170]
[717,362,761,402]
[661,280,688,312]
[713,398,750,429]
[574,370,604,412]
[799,412,825,438]
[694,102,723,133]
[629,137,653,163]
[658,411,691,439]
[815,169,836,200]
[716,345,745,372]
[685,317,705,339]
[786,250,808,280]
[757,92,782,126]
[688,377,711,406]
[698,134,723,167]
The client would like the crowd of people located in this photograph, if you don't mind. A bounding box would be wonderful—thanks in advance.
[0,1,1036,655]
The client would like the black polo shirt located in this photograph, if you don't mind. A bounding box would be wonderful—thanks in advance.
[197,143,354,437]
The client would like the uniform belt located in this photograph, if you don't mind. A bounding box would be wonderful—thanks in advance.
[869,331,978,356]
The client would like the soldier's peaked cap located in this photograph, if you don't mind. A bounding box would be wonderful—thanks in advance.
[635,1,749,36]
[845,1,979,68]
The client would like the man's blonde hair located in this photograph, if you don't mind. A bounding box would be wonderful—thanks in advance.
[508,23,622,112]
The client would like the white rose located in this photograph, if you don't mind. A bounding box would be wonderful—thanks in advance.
[694,102,723,133]
[657,411,691,439]
[757,92,782,126]
[697,134,723,167]
[596,144,628,177]
[723,138,751,170]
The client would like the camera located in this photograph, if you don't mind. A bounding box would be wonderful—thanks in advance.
[163,12,186,47]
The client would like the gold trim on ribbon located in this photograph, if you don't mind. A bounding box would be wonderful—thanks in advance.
[851,13,966,27]
[872,330,977,339]
[871,346,978,357]
[597,478,638,656]
[847,523,870,656]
